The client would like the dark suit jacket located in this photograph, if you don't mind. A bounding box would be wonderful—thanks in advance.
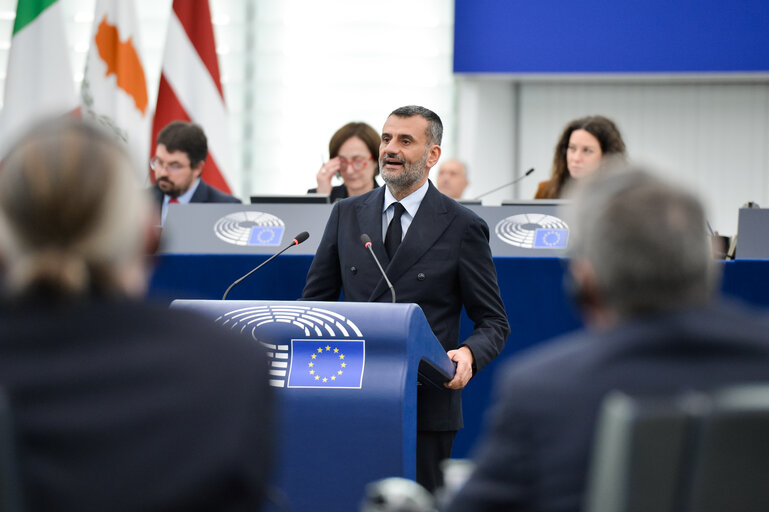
[150,178,241,209]
[0,298,272,511]
[302,181,509,431]
[447,301,769,512]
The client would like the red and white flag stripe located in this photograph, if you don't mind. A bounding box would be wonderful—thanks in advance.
[151,0,232,193]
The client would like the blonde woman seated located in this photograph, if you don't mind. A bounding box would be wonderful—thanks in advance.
[0,119,273,510]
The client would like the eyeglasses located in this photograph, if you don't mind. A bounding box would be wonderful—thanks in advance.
[150,157,188,173]
[339,156,373,171]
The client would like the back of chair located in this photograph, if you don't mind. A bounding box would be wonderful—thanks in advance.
[584,384,769,512]
[685,386,769,512]
[0,389,22,512]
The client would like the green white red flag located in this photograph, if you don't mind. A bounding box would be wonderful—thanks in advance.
[0,0,76,158]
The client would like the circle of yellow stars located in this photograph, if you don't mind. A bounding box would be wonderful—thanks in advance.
[307,345,347,384]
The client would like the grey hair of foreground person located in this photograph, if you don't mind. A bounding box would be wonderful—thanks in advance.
[0,118,152,299]
[564,164,719,319]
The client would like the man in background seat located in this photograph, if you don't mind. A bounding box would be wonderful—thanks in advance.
[150,120,240,225]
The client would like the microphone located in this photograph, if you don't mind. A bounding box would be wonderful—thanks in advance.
[222,231,309,300]
[360,234,396,303]
[473,168,535,200]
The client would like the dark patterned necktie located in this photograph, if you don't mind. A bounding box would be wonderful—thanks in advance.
[384,202,406,259]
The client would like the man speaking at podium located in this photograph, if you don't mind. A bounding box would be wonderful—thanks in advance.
[302,105,510,491]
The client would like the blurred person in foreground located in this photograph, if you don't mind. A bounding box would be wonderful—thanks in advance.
[150,120,240,225]
[447,166,769,511]
[0,119,272,511]
[435,159,469,200]
[309,121,381,202]
[534,115,626,199]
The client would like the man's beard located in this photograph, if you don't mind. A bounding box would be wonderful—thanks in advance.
[156,178,181,198]
[380,150,428,192]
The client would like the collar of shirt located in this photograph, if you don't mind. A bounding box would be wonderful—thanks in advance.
[161,178,201,225]
[382,179,430,241]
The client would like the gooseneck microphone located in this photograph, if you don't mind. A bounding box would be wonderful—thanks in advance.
[222,231,309,300]
[360,234,396,303]
[473,168,535,201]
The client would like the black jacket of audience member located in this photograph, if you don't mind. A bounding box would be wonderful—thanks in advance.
[0,298,272,511]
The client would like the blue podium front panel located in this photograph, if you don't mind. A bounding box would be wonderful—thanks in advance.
[171,300,453,511]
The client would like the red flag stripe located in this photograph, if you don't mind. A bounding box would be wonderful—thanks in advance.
[150,74,231,193]
[171,0,223,99]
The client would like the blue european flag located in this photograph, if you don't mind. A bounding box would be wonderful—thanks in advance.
[533,229,569,249]
[248,226,284,246]
[287,339,365,389]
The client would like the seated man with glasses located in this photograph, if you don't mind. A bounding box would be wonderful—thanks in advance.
[150,121,240,225]
[309,122,381,202]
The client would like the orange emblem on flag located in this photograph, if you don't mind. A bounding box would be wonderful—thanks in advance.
[94,15,148,115]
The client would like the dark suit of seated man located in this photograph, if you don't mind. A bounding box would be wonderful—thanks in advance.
[0,119,272,511]
[302,105,509,492]
[446,167,769,511]
[149,120,240,225]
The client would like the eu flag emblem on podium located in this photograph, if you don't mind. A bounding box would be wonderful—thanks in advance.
[533,229,569,249]
[248,226,284,246]
[287,340,365,389]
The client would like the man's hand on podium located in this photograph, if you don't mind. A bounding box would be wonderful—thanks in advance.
[444,346,475,390]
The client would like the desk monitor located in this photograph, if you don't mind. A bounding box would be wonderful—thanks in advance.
[161,203,332,255]
[735,208,769,259]
[250,194,330,204]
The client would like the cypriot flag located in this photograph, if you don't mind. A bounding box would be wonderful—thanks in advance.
[81,0,150,184]
[0,0,76,159]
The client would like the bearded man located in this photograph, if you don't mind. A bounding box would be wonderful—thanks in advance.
[302,105,509,492]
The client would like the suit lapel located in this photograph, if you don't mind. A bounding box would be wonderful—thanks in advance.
[190,180,208,203]
[369,182,455,301]
[356,186,388,262]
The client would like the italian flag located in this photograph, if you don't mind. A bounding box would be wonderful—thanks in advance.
[0,0,76,158]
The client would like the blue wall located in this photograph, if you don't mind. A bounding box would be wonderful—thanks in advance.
[454,0,769,74]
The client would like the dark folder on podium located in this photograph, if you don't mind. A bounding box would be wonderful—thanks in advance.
[171,299,454,512]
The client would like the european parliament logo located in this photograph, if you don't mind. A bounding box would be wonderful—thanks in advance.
[495,213,570,249]
[214,304,367,389]
[214,211,286,246]
[287,339,365,388]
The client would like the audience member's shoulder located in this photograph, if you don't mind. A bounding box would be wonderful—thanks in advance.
[679,299,769,343]
[215,188,242,204]
[202,180,241,203]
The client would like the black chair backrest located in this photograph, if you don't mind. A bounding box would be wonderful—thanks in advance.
[584,384,769,512]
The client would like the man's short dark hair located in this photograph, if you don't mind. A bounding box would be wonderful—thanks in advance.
[156,121,208,168]
[389,105,443,146]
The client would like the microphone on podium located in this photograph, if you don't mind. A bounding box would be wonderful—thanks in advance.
[360,234,396,303]
[222,231,309,300]
[473,168,535,201]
